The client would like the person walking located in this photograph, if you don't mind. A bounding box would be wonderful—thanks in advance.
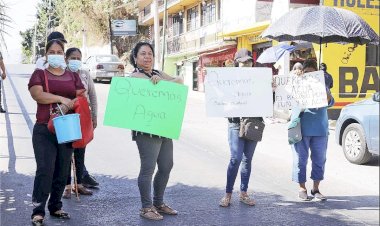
[0,50,7,113]
[129,41,183,221]
[62,47,97,199]
[28,39,85,225]
[219,48,261,207]
[291,59,334,202]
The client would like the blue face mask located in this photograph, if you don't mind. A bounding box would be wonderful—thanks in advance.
[47,54,66,69]
[68,60,82,72]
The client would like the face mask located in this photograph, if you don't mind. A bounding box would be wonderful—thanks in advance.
[47,54,66,69]
[68,60,82,72]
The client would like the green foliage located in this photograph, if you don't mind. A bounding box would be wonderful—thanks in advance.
[20,0,148,63]
[0,0,12,50]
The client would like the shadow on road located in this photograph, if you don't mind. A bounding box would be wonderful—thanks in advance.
[1,171,378,226]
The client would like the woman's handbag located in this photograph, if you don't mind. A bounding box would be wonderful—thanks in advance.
[239,117,265,142]
[288,117,302,145]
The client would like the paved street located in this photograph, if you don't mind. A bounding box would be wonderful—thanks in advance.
[0,64,379,226]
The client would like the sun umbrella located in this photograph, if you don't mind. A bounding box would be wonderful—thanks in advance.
[257,44,296,64]
[261,6,379,65]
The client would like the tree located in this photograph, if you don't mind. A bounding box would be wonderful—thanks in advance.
[0,0,11,50]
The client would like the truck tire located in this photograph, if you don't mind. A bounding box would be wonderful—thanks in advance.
[342,123,372,165]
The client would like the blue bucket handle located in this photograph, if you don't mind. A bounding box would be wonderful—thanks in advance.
[57,104,65,116]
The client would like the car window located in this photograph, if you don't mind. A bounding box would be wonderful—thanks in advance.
[96,55,119,62]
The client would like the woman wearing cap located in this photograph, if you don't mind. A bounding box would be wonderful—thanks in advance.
[129,41,183,221]
[219,48,260,207]
[35,31,68,70]
[290,59,334,201]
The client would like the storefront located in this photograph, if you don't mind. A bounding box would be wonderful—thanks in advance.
[196,46,237,91]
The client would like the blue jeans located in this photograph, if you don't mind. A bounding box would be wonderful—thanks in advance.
[292,136,328,183]
[226,122,258,193]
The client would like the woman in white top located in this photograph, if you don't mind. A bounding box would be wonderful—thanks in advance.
[62,47,98,198]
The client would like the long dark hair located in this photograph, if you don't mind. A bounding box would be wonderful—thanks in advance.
[129,41,154,68]
[65,47,82,58]
[45,39,65,54]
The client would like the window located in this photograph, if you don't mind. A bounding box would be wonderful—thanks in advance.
[366,44,379,66]
[187,6,199,31]
[173,15,183,36]
[201,0,216,26]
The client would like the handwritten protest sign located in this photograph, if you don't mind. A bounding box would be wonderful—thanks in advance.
[204,67,273,117]
[274,71,327,110]
[104,77,188,139]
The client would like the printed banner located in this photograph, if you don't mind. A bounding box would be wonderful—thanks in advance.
[274,71,328,109]
[204,67,273,117]
[104,77,188,139]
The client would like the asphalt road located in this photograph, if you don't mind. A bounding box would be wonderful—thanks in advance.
[0,64,379,226]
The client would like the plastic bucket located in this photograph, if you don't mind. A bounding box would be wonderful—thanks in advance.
[53,113,82,144]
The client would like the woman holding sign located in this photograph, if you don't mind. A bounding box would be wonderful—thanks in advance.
[291,59,334,202]
[219,49,260,207]
[129,42,183,221]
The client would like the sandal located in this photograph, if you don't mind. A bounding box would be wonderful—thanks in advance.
[140,207,163,220]
[239,194,255,206]
[219,196,232,207]
[154,203,178,215]
[50,210,70,219]
[73,186,93,195]
[62,188,71,199]
[31,215,44,226]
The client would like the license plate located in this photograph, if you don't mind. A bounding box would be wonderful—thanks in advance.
[107,72,115,77]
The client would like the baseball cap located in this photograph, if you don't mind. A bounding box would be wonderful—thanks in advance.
[47,31,67,43]
[234,48,253,63]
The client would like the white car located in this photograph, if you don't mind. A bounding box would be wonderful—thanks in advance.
[83,55,125,82]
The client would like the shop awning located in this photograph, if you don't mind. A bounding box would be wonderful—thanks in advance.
[220,21,271,38]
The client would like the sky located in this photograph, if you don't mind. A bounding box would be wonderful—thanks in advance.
[2,0,39,64]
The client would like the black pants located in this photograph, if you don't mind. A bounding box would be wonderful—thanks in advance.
[66,148,86,185]
[31,124,73,218]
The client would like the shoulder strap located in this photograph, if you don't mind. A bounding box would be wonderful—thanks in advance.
[43,70,54,112]
[43,69,50,93]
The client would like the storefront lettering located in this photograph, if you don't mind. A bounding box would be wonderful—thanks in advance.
[341,44,358,64]
[333,0,379,9]
[339,66,379,98]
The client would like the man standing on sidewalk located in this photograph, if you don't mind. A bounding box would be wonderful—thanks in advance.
[0,50,6,113]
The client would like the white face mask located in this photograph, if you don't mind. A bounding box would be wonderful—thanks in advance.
[47,54,66,69]
[68,60,82,72]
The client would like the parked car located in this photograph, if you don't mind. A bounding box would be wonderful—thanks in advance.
[83,55,125,82]
[335,92,379,164]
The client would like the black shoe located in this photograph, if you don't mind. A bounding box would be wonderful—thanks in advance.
[0,107,5,113]
[82,174,99,188]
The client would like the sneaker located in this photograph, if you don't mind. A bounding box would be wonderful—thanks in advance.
[298,190,311,201]
[82,174,99,188]
[0,107,5,113]
[311,189,327,201]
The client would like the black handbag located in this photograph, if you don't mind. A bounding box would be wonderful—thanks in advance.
[239,117,265,142]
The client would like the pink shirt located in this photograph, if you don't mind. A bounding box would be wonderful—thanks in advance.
[28,69,84,124]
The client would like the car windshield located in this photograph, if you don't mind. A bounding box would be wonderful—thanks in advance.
[96,55,119,62]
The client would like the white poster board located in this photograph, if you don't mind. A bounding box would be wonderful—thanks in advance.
[274,71,328,110]
[204,67,273,117]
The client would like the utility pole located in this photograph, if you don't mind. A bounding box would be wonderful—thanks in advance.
[32,22,37,63]
[82,28,87,59]
[153,0,160,69]
[45,0,52,43]
[108,12,114,54]
[160,0,168,71]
